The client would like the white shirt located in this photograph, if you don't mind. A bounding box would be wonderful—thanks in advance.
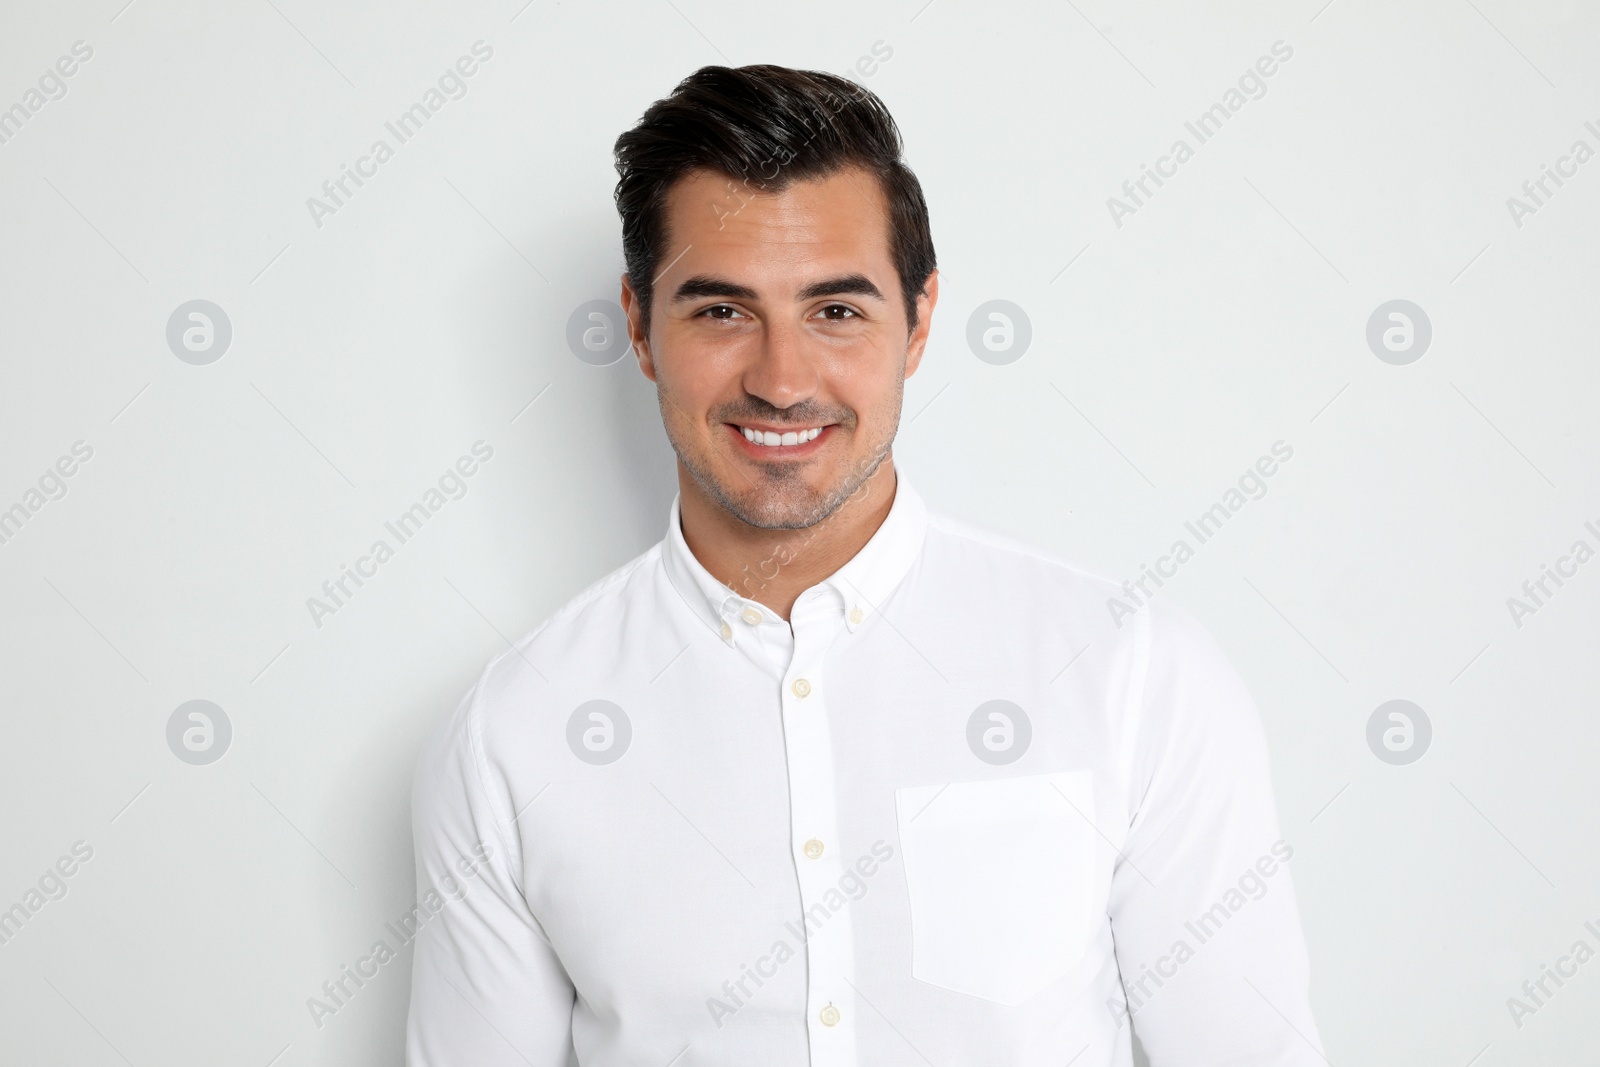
[406,465,1324,1066]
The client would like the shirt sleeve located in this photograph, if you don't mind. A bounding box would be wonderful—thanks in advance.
[405,679,577,1066]
[1106,598,1326,1065]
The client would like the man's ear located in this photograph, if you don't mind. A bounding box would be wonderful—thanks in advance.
[903,270,940,379]
[620,272,656,382]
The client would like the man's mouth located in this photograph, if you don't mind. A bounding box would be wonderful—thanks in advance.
[733,423,826,448]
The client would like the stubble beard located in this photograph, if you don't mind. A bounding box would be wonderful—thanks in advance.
[660,384,900,532]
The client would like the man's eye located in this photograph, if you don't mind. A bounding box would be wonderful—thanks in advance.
[818,304,858,320]
[702,304,740,320]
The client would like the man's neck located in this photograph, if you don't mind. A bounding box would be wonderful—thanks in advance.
[678,459,898,622]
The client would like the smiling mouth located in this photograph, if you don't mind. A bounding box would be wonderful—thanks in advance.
[734,424,826,447]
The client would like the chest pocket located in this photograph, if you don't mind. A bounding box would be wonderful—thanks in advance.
[894,770,1104,1005]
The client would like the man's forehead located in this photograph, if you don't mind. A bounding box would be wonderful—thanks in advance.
[661,165,894,285]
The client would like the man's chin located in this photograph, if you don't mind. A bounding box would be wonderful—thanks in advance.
[709,450,890,532]
[688,459,850,531]
[718,484,839,531]
[670,418,890,532]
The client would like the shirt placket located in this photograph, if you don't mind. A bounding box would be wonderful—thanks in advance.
[779,592,857,1067]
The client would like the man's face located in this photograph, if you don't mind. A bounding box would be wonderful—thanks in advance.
[623,165,937,530]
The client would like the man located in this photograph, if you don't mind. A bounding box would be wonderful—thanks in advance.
[406,65,1324,1066]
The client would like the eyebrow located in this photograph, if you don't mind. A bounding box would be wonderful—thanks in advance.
[669,273,886,304]
[670,275,757,303]
[798,274,885,302]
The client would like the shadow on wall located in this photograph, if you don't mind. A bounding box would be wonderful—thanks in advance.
[448,193,679,590]
[526,206,676,537]
[603,358,678,533]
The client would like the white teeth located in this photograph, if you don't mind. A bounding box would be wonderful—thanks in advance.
[740,426,823,446]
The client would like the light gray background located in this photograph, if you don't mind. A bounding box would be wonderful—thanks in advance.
[2,0,1597,1063]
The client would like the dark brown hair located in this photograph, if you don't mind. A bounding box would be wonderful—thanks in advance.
[613,64,936,333]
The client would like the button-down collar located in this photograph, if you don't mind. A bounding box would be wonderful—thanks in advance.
[660,461,928,645]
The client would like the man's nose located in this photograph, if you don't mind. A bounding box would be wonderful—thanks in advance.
[741,316,819,411]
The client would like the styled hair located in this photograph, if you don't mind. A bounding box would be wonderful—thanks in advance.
[612,64,936,333]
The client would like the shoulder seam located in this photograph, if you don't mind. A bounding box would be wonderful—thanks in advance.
[462,676,526,898]
[484,542,664,676]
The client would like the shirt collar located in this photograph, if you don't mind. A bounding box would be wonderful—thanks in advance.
[661,461,928,646]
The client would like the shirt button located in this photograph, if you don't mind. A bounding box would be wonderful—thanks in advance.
[819,1003,840,1027]
[803,838,824,860]
[849,606,864,624]
[719,621,732,640]
[791,677,812,698]
[741,607,762,625]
